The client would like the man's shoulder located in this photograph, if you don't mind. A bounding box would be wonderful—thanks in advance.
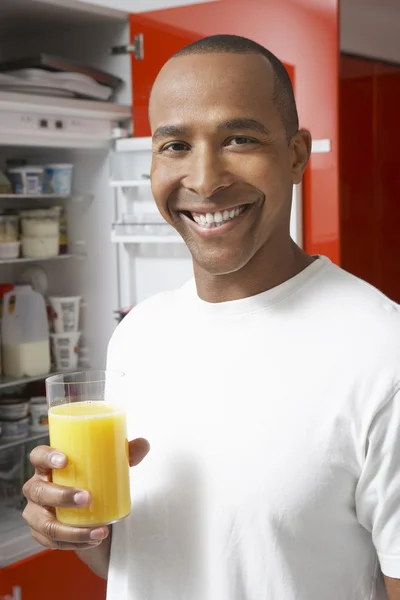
[319,261,400,352]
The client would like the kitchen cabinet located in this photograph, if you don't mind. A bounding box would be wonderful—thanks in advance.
[340,55,400,302]
[0,550,106,600]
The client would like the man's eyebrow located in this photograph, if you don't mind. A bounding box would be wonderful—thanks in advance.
[152,118,271,142]
[152,125,189,142]
[217,118,271,136]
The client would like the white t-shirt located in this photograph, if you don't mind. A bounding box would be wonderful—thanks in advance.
[106,256,400,600]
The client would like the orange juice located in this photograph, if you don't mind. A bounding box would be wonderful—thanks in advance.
[49,401,131,526]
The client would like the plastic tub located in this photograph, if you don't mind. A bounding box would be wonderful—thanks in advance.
[0,241,20,260]
[8,166,45,195]
[0,215,19,242]
[21,236,59,259]
[49,296,81,333]
[0,398,30,421]
[29,397,49,433]
[21,208,60,238]
[45,164,74,195]
[50,331,81,371]
[0,417,30,439]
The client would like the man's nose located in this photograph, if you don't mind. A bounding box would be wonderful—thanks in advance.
[182,147,234,198]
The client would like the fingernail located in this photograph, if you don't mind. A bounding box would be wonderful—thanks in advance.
[74,491,90,506]
[90,528,108,540]
[50,453,65,467]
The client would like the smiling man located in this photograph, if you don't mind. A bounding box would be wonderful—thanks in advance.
[23,35,400,600]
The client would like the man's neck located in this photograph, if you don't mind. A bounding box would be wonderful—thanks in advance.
[193,239,315,303]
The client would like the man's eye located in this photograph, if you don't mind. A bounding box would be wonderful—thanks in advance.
[162,142,189,152]
[227,136,257,146]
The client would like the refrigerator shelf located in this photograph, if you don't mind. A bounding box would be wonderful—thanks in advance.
[0,371,59,390]
[109,179,151,189]
[0,193,91,202]
[112,232,184,244]
[0,432,49,452]
[0,253,84,265]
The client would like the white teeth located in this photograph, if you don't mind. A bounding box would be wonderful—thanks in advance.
[190,205,247,228]
[206,212,214,224]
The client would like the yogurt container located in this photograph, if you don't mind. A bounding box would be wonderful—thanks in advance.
[21,236,59,259]
[21,208,60,238]
[0,398,30,421]
[8,166,44,195]
[29,397,49,433]
[49,296,81,333]
[45,164,74,195]
[50,331,81,371]
[0,417,30,439]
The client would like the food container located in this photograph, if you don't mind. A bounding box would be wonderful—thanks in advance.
[7,166,45,195]
[0,215,19,242]
[0,398,30,421]
[0,241,20,260]
[45,164,74,195]
[50,331,81,371]
[0,417,30,439]
[29,397,49,433]
[49,296,81,333]
[21,208,60,238]
[21,236,59,259]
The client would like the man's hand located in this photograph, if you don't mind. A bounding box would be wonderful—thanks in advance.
[22,438,150,578]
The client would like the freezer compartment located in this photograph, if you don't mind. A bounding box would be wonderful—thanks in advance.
[109,144,152,188]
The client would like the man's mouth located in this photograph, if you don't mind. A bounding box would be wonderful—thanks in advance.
[182,204,249,229]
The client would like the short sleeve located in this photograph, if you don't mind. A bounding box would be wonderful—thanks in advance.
[356,389,400,578]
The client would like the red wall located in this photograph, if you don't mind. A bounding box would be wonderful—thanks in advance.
[130,0,339,261]
[340,56,400,301]
[0,550,106,600]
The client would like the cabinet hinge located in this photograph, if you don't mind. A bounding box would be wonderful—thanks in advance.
[111,34,144,60]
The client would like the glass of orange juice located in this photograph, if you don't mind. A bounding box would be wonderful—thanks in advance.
[46,370,131,527]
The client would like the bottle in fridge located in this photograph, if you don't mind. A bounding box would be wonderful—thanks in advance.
[1,285,51,377]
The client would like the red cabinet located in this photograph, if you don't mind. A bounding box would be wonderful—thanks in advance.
[340,55,400,301]
[0,550,106,600]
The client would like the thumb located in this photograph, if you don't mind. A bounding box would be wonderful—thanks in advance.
[128,438,150,467]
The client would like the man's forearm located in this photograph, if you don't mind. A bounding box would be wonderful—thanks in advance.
[76,532,112,580]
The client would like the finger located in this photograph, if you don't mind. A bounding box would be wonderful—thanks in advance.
[22,478,91,508]
[128,438,150,467]
[30,528,103,551]
[23,503,109,544]
[30,446,67,475]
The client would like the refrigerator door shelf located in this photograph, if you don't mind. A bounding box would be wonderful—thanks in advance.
[112,218,183,244]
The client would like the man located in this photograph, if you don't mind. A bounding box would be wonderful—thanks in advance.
[23,35,400,599]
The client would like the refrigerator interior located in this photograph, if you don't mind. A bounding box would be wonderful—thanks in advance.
[0,7,132,370]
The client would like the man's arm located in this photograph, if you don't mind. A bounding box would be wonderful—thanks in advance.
[76,531,112,579]
[385,576,400,600]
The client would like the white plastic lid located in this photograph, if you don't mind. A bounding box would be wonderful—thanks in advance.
[8,166,44,174]
[0,215,18,222]
[46,164,74,169]
[30,396,47,404]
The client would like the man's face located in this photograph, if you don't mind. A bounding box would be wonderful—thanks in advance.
[149,52,310,275]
